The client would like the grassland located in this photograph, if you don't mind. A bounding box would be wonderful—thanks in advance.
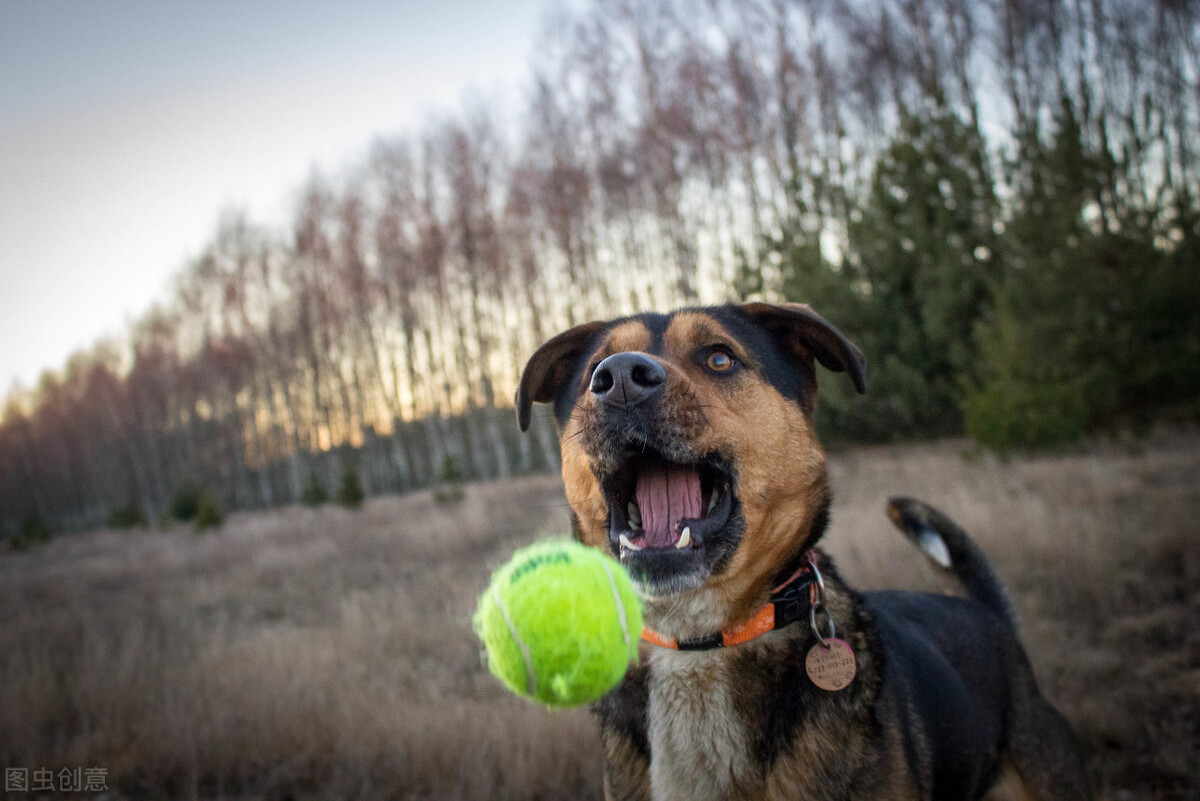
[1,430,1197,800]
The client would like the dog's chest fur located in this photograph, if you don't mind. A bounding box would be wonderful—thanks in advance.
[646,648,758,801]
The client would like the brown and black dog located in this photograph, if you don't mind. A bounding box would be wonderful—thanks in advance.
[515,302,1090,801]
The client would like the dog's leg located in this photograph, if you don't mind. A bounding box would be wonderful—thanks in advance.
[991,657,1092,801]
[1003,693,1092,801]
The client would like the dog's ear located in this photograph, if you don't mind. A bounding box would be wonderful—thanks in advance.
[740,302,867,395]
[515,321,608,432]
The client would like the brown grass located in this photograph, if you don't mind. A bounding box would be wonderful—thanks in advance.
[1,432,1197,800]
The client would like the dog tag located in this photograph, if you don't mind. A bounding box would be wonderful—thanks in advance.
[806,638,856,691]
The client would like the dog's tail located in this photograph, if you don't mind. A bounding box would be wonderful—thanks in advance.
[885,497,1016,628]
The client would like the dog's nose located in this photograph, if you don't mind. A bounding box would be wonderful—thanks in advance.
[590,352,666,410]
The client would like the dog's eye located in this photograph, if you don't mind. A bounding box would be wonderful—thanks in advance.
[705,349,735,372]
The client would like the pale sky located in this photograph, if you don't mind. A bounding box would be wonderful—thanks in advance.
[0,0,546,391]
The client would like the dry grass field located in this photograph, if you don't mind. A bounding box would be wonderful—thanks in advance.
[1,430,1197,800]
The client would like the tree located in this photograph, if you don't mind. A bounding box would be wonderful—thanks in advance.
[336,467,365,509]
[781,109,1000,441]
[967,97,1200,449]
[300,472,329,507]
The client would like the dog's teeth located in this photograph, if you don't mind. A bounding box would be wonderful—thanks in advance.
[676,527,691,549]
[619,533,643,552]
[707,489,720,515]
[627,501,641,528]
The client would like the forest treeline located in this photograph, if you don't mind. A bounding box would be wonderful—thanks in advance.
[2,0,1198,535]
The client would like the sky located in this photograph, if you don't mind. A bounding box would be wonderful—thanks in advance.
[0,0,546,391]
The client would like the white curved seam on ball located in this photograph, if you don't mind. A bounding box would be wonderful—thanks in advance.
[602,560,631,652]
[493,585,536,696]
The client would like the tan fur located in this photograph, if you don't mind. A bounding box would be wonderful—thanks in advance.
[602,730,651,801]
[982,763,1037,801]
[604,320,654,356]
[561,433,608,548]
[560,321,654,551]
[646,647,756,801]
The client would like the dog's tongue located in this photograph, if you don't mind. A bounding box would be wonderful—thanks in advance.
[636,463,701,548]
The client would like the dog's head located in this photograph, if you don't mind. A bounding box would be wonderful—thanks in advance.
[516,303,865,632]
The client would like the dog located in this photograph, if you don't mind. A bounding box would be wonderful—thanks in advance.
[515,302,1090,801]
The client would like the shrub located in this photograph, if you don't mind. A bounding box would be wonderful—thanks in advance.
[964,296,1094,453]
[439,455,464,484]
[108,503,147,529]
[20,512,50,540]
[964,379,1090,453]
[10,512,51,551]
[170,483,202,522]
[336,467,365,509]
[301,472,329,507]
[433,455,465,505]
[194,494,224,532]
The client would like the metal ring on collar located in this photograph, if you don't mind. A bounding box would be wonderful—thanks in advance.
[809,556,827,600]
[807,558,835,647]
[809,600,836,647]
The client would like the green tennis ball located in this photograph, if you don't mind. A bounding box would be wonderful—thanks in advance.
[474,540,642,708]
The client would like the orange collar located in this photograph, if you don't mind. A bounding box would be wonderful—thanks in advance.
[641,552,818,650]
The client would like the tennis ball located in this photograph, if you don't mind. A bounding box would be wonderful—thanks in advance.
[474,540,642,708]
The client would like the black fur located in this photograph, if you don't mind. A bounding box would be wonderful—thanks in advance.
[595,662,652,763]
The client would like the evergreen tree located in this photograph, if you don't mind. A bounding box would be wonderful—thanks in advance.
[10,512,52,551]
[433,455,465,504]
[782,110,1000,441]
[194,493,224,532]
[966,99,1200,450]
[336,467,365,509]
[300,472,328,507]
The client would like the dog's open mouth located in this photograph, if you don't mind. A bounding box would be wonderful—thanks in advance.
[602,450,740,594]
